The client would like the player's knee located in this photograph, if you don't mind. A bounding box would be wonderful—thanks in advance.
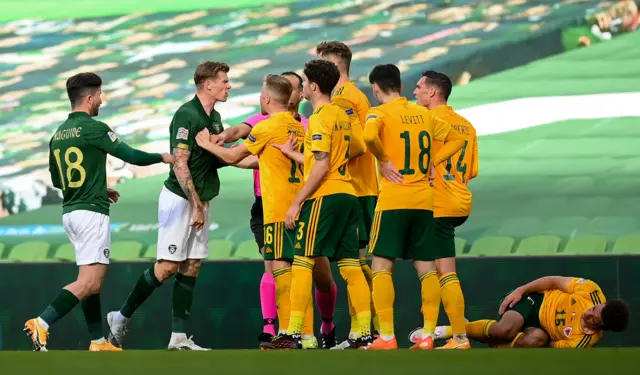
[371,256,393,272]
[155,260,179,282]
[513,328,548,348]
[490,322,519,341]
[435,257,456,276]
[413,260,436,277]
[178,259,201,277]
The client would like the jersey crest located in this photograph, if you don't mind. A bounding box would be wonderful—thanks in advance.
[563,326,573,338]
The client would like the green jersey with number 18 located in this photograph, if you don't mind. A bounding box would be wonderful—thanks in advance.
[49,112,163,216]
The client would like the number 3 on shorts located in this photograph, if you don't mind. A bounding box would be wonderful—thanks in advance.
[297,222,305,241]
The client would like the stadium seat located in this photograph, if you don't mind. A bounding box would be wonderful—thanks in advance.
[582,217,638,238]
[544,216,589,237]
[142,244,157,260]
[53,243,75,262]
[7,241,52,262]
[110,241,144,261]
[612,233,640,255]
[233,240,262,260]
[455,237,467,254]
[207,240,233,260]
[515,235,561,256]
[496,218,542,238]
[562,235,608,255]
[467,236,515,257]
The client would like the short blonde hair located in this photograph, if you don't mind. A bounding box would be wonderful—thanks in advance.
[264,74,293,105]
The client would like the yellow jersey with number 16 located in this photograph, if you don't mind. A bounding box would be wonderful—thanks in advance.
[304,103,356,199]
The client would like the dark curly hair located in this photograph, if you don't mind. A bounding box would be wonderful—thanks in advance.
[601,299,630,332]
[303,59,340,96]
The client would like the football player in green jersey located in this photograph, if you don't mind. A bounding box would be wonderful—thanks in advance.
[24,72,173,352]
[107,62,231,350]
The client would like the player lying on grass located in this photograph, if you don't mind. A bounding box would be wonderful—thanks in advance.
[25,72,172,352]
[427,276,630,348]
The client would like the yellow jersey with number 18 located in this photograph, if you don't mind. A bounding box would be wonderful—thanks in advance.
[244,111,305,224]
[431,105,478,218]
[304,103,356,199]
[332,81,379,197]
[364,97,451,212]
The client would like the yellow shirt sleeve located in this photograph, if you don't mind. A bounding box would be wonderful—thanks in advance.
[363,110,387,162]
[567,278,605,302]
[470,137,479,180]
[431,112,452,142]
[553,334,598,348]
[309,113,331,153]
[244,121,273,155]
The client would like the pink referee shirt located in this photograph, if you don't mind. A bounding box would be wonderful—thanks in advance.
[243,112,308,197]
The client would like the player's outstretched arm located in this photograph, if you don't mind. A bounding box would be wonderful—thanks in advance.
[91,124,171,166]
[196,129,251,164]
[235,155,259,169]
[285,151,329,230]
[499,276,576,314]
[173,147,205,230]
[218,123,252,143]
[432,129,465,166]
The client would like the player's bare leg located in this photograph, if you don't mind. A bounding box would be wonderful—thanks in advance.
[434,257,470,349]
[313,257,337,348]
[510,327,549,348]
[106,260,178,348]
[365,256,397,350]
[167,259,209,350]
[408,260,440,350]
[27,264,120,351]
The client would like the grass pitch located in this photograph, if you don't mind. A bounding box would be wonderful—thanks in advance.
[0,349,637,375]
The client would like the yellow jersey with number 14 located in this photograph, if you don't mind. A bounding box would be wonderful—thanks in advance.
[244,111,305,224]
[431,105,478,218]
[364,97,451,212]
[304,103,356,199]
[332,81,379,197]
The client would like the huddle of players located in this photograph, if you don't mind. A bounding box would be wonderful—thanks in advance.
[24,38,629,351]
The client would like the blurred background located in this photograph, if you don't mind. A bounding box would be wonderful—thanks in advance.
[0,0,639,350]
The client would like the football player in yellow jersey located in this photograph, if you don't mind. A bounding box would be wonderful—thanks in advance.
[435,276,629,348]
[193,75,315,347]
[265,59,373,349]
[412,71,479,350]
[361,64,465,350]
[317,40,379,347]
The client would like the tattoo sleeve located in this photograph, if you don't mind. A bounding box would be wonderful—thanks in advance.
[314,151,329,161]
[173,147,202,210]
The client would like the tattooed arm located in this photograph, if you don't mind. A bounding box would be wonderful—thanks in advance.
[173,147,204,230]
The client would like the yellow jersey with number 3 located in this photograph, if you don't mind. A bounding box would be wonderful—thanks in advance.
[539,278,605,348]
[431,105,478,218]
[364,97,451,211]
[332,81,379,197]
[244,111,305,224]
[305,103,356,199]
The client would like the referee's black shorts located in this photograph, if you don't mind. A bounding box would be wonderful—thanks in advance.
[250,196,264,251]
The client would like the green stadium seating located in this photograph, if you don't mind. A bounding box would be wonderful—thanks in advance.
[207,239,233,260]
[142,244,157,260]
[544,216,589,237]
[7,241,51,262]
[110,241,144,261]
[234,240,262,260]
[455,238,467,254]
[496,218,542,238]
[515,235,561,256]
[562,235,608,255]
[0,242,5,257]
[583,217,637,237]
[53,243,75,261]
[612,233,640,255]
[467,236,514,257]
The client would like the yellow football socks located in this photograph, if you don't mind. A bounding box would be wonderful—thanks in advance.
[439,272,466,338]
[360,258,379,332]
[272,267,292,333]
[372,270,394,339]
[420,271,440,336]
[347,293,359,339]
[287,256,315,335]
[338,259,372,337]
[465,319,496,340]
[302,296,314,337]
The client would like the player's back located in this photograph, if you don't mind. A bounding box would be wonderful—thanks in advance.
[304,102,355,198]
[539,278,606,346]
[49,112,111,215]
[431,105,478,217]
[371,97,448,211]
[332,81,378,197]
[251,112,305,224]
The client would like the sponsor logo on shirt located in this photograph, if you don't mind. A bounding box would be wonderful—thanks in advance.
[346,109,354,115]
[177,127,189,140]
[107,131,117,142]
[312,134,322,141]
[248,133,256,142]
